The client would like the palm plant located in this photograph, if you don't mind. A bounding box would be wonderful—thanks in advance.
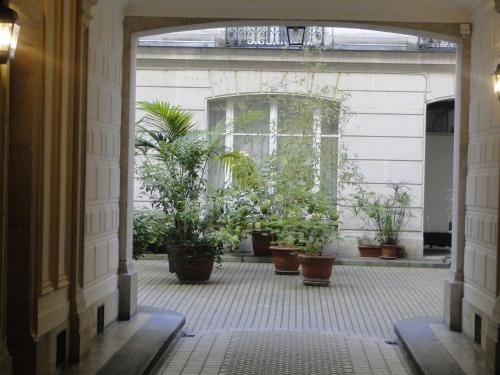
[135,100,197,154]
[135,100,253,263]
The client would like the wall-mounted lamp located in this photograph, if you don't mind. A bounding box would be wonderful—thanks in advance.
[286,26,306,46]
[493,64,500,101]
[0,1,19,64]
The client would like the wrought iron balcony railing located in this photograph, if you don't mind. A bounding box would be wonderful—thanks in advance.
[138,26,457,52]
[225,26,324,48]
[417,37,457,51]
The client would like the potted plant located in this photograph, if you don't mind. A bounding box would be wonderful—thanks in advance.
[356,235,381,258]
[296,192,339,286]
[136,100,242,282]
[354,183,412,259]
[268,217,302,274]
[220,156,276,256]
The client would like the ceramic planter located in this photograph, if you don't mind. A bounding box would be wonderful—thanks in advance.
[358,245,382,258]
[269,246,300,275]
[381,244,399,258]
[171,244,215,283]
[299,255,336,286]
[251,230,275,257]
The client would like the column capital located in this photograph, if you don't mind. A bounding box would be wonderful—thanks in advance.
[80,0,98,26]
[459,23,471,39]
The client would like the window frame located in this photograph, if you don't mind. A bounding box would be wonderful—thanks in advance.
[207,94,341,194]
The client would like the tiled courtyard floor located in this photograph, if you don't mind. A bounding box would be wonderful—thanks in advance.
[137,260,447,374]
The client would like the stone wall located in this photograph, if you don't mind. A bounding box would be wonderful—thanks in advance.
[83,0,125,347]
[461,0,500,369]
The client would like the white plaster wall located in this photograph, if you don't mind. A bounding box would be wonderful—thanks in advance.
[135,49,456,257]
[84,0,125,323]
[424,134,454,233]
[462,0,500,339]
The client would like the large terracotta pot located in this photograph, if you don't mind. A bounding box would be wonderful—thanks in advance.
[252,230,275,257]
[358,245,382,258]
[381,244,398,258]
[269,246,300,275]
[299,255,336,286]
[171,244,215,283]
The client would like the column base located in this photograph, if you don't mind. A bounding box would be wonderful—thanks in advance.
[118,264,137,321]
[443,278,463,331]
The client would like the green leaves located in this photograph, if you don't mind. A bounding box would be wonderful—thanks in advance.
[135,100,197,155]
[135,100,228,255]
[353,183,413,245]
[132,209,169,259]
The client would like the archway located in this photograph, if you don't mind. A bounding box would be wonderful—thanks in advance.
[118,16,470,336]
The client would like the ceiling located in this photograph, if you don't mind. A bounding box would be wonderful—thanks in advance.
[124,0,478,23]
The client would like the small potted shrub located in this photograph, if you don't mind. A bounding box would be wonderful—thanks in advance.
[268,218,302,275]
[354,183,412,259]
[297,205,339,286]
[221,157,276,256]
[357,235,381,258]
[269,185,339,279]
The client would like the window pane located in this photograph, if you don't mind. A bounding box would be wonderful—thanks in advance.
[234,135,269,164]
[207,134,226,191]
[320,137,338,198]
[208,99,226,130]
[234,96,270,133]
[277,96,314,135]
[277,135,315,186]
[207,99,227,190]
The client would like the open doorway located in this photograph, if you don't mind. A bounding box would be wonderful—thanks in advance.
[128,23,460,374]
[423,99,454,259]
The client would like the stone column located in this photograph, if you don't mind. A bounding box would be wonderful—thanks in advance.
[67,0,95,362]
[118,25,138,321]
[443,24,470,332]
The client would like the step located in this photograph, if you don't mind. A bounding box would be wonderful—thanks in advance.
[63,306,185,375]
[394,316,491,375]
[224,254,450,268]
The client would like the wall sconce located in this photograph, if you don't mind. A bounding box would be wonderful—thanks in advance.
[493,64,500,101]
[0,1,19,64]
[286,26,306,46]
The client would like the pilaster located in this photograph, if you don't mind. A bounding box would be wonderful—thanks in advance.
[118,25,138,321]
[443,23,470,331]
[68,0,95,363]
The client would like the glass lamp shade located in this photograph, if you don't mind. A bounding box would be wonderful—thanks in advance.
[494,64,500,101]
[286,26,306,46]
[0,3,19,64]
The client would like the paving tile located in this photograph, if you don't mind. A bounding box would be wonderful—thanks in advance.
[137,261,444,375]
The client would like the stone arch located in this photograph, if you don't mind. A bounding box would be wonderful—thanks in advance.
[118,16,470,332]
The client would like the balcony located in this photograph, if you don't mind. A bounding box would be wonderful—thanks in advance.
[138,26,457,52]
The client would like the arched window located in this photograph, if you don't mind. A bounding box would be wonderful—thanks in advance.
[208,94,340,196]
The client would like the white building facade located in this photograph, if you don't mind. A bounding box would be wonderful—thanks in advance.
[134,28,457,258]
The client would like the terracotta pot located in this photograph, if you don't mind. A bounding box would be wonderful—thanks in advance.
[171,244,215,283]
[381,244,399,258]
[269,246,300,275]
[358,245,382,258]
[251,230,275,257]
[299,255,336,286]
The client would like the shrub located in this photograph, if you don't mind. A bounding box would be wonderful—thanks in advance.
[133,209,169,259]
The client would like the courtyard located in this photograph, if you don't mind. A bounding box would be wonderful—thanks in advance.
[137,261,447,374]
